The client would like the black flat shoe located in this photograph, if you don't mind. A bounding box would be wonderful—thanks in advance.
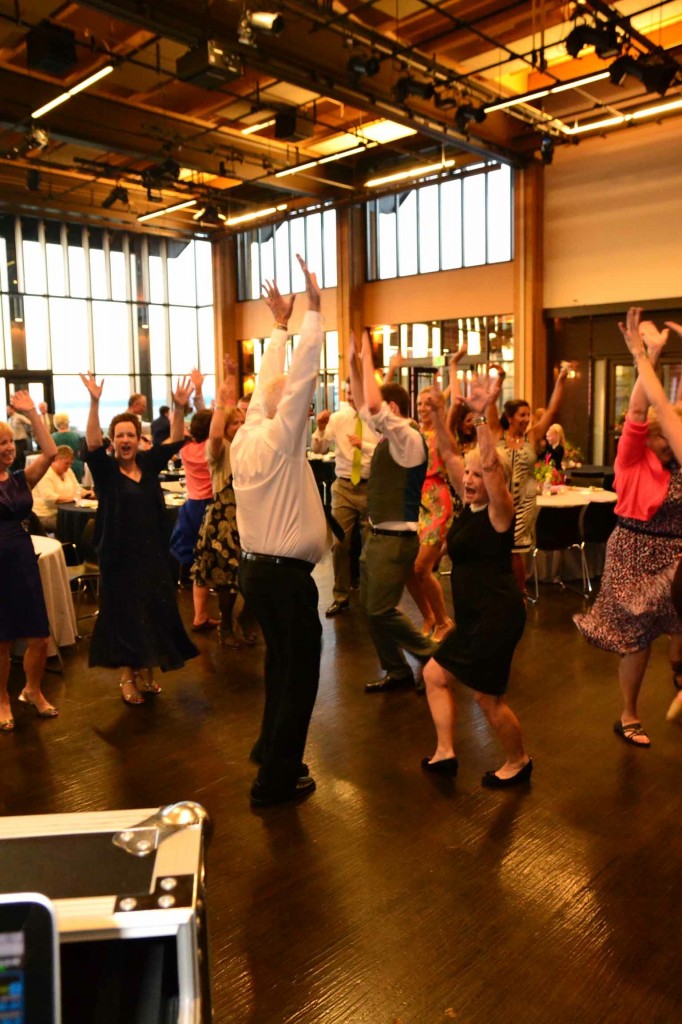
[250,776,316,807]
[421,756,458,776]
[481,758,533,789]
[365,672,414,693]
[325,599,350,617]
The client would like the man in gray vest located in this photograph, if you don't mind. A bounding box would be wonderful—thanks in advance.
[351,330,437,692]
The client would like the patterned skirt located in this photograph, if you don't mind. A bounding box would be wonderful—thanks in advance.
[574,520,682,654]
[191,482,241,593]
[418,475,454,546]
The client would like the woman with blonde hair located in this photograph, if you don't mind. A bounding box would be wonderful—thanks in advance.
[1,392,60,730]
[544,423,566,473]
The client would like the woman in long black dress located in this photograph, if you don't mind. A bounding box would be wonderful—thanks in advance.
[0,391,60,730]
[420,377,530,788]
[80,372,198,706]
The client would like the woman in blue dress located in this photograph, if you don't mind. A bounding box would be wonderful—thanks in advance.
[0,391,60,731]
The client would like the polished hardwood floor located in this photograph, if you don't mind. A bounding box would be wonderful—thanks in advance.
[1,557,681,1024]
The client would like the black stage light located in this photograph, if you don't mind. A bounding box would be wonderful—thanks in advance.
[455,104,487,134]
[26,169,41,191]
[238,11,284,45]
[566,23,620,59]
[347,53,380,78]
[102,184,129,209]
[609,53,679,95]
[540,135,554,165]
[394,76,435,103]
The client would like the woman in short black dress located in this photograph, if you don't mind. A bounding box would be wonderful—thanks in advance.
[80,372,198,706]
[0,392,59,730]
[421,377,530,788]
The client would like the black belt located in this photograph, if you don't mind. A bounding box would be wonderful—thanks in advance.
[616,518,681,540]
[370,527,417,537]
[241,551,315,572]
[338,477,368,485]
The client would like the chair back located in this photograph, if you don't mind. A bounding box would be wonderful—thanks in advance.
[535,505,583,552]
[78,517,98,569]
[580,501,617,545]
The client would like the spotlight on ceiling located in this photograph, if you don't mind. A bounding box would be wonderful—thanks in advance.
[26,169,41,192]
[609,53,679,95]
[394,76,435,103]
[540,135,555,165]
[3,126,50,160]
[238,10,284,46]
[347,53,380,78]
[192,204,227,226]
[101,184,129,209]
[455,104,487,134]
[565,22,620,59]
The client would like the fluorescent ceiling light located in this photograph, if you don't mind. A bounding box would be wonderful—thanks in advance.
[484,71,611,114]
[137,199,197,223]
[365,159,455,188]
[275,161,318,178]
[225,204,287,227]
[317,145,366,164]
[357,120,417,144]
[31,64,114,119]
[242,118,276,135]
[563,94,682,135]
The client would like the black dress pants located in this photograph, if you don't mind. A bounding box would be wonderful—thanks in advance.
[239,555,322,794]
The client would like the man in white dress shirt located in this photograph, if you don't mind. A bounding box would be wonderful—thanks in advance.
[312,380,378,616]
[231,256,327,807]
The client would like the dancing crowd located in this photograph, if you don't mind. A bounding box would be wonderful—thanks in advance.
[2,263,681,804]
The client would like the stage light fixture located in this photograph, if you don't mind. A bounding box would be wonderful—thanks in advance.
[3,126,50,160]
[609,53,679,95]
[102,184,129,209]
[455,104,487,134]
[394,76,435,103]
[347,53,380,78]
[192,204,227,225]
[238,10,284,46]
[540,135,555,165]
[565,23,620,59]
[26,169,41,192]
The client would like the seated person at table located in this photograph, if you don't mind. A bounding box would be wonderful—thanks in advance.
[80,371,198,707]
[1,393,60,731]
[575,312,682,748]
[31,445,82,533]
[51,412,84,481]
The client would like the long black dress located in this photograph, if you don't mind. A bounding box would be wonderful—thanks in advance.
[434,505,525,696]
[0,471,49,641]
[84,444,197,671]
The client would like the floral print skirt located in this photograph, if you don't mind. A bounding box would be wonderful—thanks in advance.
[191,481,241,593]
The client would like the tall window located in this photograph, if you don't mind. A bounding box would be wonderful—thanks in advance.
[236,208,338,301]
[239,331,339,417]
[0,216,214,429]
[366,163,512,281]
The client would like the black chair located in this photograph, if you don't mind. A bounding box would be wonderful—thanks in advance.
[66,518,100,637]
[530,505,589,602]
[579,501,617,595]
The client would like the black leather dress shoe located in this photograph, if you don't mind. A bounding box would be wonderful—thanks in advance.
[250,776,316,807]
[325,599,350,617]
[481,758,533,789]
[421,756,458,776]
[365,671,415,693]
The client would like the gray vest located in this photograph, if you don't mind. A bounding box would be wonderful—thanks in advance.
[367,430,427,523]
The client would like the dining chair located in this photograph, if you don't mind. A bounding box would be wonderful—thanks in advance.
[66,519,100,637]
[530,505,590,602]
[578,501,617,595]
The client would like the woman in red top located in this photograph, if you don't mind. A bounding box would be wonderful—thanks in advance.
[575,313,682,747]
[170,409,219,631]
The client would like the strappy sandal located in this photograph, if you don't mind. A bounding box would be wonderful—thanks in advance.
[135,670,162,695]
[18,690,59,717]
[0,718,14,732]
[120,673,144,706]
[613,720,651,747]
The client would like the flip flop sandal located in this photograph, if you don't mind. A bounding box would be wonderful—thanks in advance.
[613,720,651,747]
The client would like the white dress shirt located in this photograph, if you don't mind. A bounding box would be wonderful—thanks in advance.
[361,402,426,531]
[231,310,327,564]
[31,466,80,519]
[9,412,32,442]
[311,404,378,480]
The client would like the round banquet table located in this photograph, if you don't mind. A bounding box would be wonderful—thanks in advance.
[534,487,617,583]
[57,499,185,548]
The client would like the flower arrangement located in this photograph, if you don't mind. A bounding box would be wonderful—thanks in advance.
[563,440,584,468]
[534,462,564,487]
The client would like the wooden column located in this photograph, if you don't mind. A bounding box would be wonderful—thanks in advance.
[513,162,546,409]
[211,234,240,383]
[335,205,365,382]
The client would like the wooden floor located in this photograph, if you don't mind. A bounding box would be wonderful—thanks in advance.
[2,555,682,1024]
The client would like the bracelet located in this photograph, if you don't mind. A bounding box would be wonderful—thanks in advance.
[473,415,487,426]
[633,350,648,365]
[274,322,288,331]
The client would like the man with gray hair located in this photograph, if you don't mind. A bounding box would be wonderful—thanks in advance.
[231,256,326,807]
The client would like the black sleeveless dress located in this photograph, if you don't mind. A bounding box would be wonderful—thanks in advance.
[434,505,526,695]
[0,471,49,641]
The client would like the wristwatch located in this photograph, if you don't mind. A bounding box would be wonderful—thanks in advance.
[473,415,487,426]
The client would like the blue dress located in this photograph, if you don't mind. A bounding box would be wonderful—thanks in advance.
[0,471,49,641]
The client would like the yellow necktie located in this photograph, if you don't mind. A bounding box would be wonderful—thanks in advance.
[350,414,363,485]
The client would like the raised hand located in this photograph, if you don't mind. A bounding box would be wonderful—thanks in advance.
[173,375,193,408]
[79,371,104,401]
[618,307,646,357]
[450,339,468,366]
[295,254,320,312]
[190,367,205,392]
[468,374,500,415]
[9,390,35,414]
[389,351,405,372]
[262,278,295,325]
[664,319,682,339]
[317,409,331,430]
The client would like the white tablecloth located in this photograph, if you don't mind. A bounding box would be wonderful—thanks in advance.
[32,535,78,653]
[536,487,617,508]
